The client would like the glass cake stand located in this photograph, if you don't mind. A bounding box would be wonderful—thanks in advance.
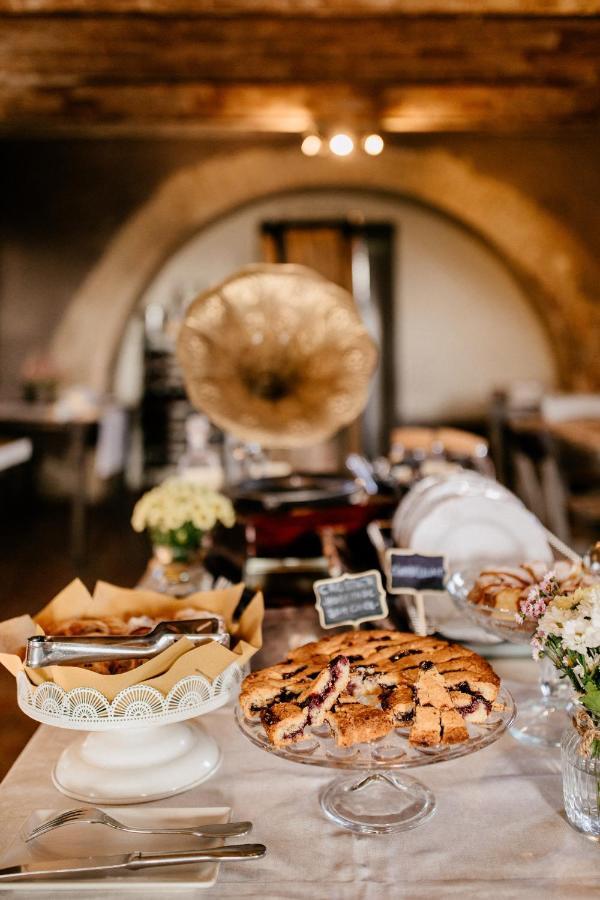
[446,567,571,749]
[235,687,514,835]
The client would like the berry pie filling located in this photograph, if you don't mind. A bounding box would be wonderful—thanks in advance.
[250,687,301,713]
[260,707,279,727]
[283,725,307,741]
[304,655,349,722]
[260,703,310,740]
[453,680,492,715]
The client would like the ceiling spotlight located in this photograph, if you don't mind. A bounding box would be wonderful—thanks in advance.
[363,133,384,156]
[329,133,354,157]
[301,133,322,157]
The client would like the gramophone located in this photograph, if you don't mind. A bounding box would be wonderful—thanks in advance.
[177,264,384,595]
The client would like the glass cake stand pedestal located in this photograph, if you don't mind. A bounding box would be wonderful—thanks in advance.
[235,687,514,834]
[447,568,571,749]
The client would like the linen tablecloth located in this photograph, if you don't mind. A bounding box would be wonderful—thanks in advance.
[0,660,597,899]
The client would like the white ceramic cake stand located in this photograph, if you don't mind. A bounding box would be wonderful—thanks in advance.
[235,687,514,834]
[446,567,572,749]
[17,663,247,805]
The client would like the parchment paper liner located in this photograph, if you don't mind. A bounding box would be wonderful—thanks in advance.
[0,579,263,702]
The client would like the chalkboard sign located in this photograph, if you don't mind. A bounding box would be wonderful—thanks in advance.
[313,570,389,629]
[385,549,447,594]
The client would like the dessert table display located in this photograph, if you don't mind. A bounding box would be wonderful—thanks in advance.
[0,656,599,897]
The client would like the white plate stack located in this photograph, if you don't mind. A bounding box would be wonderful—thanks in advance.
[392,470,552,570]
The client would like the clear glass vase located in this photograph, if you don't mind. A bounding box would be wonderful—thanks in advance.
[561,727,600,837]
[509,655,573,749]
[139,543,213,598]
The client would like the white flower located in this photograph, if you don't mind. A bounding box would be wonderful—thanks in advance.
[131,478,235,535]
[535,584,600,655]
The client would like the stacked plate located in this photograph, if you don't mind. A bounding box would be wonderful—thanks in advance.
[392,471,552,571]
[391,471,552,650]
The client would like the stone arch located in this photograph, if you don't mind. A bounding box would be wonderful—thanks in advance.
[51,145,600,393]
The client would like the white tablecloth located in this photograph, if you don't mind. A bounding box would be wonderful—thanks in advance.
[0,660,597,899]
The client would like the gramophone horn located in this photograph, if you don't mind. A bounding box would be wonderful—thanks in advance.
[176,264,378,449]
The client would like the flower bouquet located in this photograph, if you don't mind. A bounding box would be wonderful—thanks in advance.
[518,578,600,835]
[132,478,236,596]
[518,578,600,728]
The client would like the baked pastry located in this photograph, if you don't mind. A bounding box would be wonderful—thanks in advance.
[258,655,350,746]
[409,706,441,746]
[414,661,453,710]
[380,684,414,725]
[325,705,393,748]
[467,561,593,614]
[241,629,500,749]
[440,708,469,744]
[296,655,350,726]
[261,702,310,747]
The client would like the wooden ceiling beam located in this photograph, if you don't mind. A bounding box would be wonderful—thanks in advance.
[3,1,600,16]
[1,9,598,134]
[2,17,599,87]
[1,82,597,136]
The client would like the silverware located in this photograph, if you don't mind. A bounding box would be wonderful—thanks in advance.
[25,807,252,842]
[0,845,267,881]
[25,618,228,668]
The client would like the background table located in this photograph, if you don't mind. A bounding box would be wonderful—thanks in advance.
[0,401,99,563]
[0,659,598,899]
[0,439,32,473]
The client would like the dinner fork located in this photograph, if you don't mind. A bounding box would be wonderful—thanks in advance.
[25,808,252,843]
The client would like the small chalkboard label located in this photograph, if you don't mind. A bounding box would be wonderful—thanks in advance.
[385,549,447,594]
[313,570,389,630]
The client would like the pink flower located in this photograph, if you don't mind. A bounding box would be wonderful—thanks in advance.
[517,572,561,623]
[530,635,543,660]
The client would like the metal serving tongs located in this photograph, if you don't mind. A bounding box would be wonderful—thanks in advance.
[25,618,228,669]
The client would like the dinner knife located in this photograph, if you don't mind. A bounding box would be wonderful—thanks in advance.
[0,844,267,881]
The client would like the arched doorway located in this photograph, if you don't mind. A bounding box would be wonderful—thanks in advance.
[50,145,600,394]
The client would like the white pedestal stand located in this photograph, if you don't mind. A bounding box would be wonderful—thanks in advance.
[17,665,245,805]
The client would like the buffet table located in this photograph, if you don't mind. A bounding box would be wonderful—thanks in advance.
[0,659,597,899]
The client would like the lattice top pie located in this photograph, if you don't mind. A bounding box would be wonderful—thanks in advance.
[240,630,501,748]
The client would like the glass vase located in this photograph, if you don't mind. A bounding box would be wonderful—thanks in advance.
[561,726,600,838]
[139,542,213,598]
[508,655,573,749]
